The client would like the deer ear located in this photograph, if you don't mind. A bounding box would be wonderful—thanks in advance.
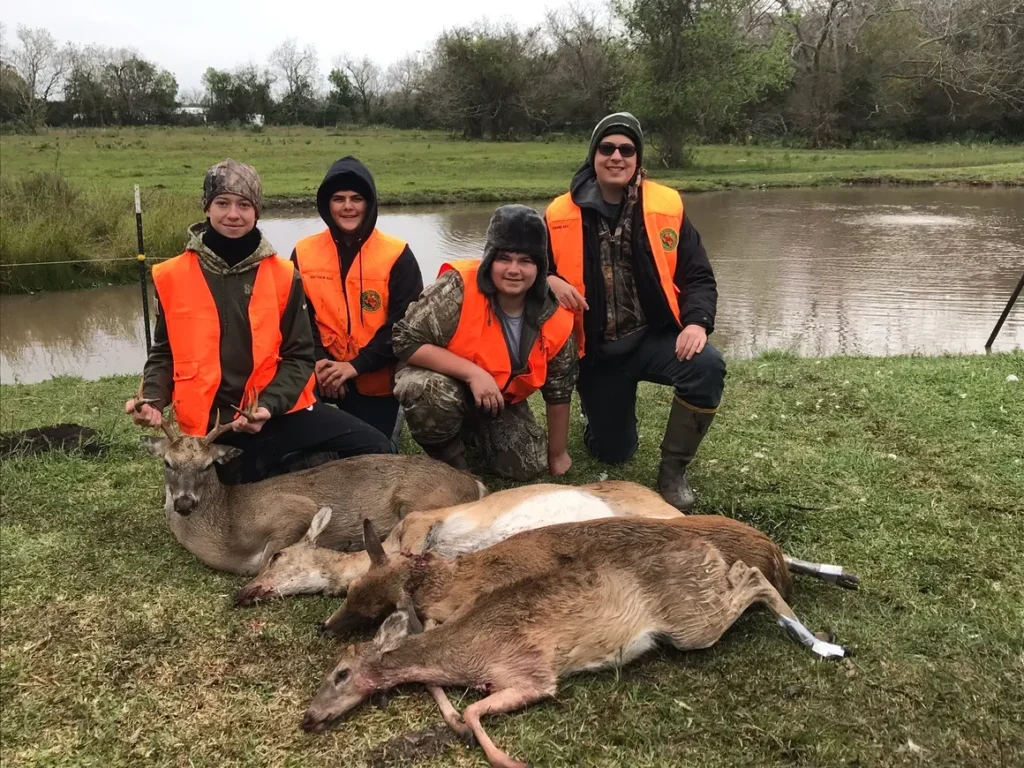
[140,435,170,457]
[397,596,424,634]
[306,507,332,544]
[372,610,412,654]
[257,541,276,572]
[211,445,243,464]
[363,519,387,567]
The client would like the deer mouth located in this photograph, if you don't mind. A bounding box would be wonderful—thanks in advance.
[234,582,275,606]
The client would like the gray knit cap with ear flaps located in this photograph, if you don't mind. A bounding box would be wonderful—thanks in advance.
[476,204,549,303]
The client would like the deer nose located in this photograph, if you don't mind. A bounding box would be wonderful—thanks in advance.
[173,495,196,515]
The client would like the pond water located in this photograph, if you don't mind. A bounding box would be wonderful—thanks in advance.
[2,186,1022,384]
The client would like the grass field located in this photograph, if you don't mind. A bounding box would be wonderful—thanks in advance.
[2,353,1022,767]
[3,127,1022,204]
[1,127,1021,293]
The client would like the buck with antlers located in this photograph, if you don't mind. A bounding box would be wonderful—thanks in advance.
[133,391,486,575]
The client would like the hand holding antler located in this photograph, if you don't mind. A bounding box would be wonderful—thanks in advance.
[231,387,270,435]
[125,381,164,429]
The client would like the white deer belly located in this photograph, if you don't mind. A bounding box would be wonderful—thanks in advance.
[566,628,661,674]
[426,489,617,558]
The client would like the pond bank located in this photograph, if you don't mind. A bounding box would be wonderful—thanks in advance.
[1,130,1021,293]
[1,354,1021,766]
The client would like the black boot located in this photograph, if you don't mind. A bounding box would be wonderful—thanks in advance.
[420,436,469,472]
[657,399,716,511]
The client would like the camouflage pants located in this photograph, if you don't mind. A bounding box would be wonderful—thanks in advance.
[393,365,547,481]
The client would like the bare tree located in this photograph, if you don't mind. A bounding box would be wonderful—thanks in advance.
[5,25,69,129]
[339,55,383,122]
[177,86,207,107]
[269,38,320,100]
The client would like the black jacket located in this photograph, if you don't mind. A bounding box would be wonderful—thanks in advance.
[290,156,423,376]
[547,167,718,361]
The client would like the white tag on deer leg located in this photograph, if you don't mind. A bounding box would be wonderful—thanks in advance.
[818,564,844,577]
[778,616,845,658]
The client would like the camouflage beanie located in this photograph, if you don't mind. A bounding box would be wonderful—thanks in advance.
[202,159,263,216]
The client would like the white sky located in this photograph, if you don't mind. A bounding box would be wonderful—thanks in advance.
[2,0,602,94]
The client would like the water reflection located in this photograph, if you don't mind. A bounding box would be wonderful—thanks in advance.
[2,187,1022,384]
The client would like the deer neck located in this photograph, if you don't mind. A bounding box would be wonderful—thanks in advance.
[372,633,479,691]
[405,555,456,606]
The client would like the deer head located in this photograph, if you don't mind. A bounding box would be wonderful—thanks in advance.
[319,519,415,636]
[138,388,259,516]
[302,606,423,733]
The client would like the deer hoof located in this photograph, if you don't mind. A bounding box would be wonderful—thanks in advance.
[836,572,861,590]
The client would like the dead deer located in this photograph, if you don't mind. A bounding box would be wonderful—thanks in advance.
[322,514,859,637]
[134,395,486,575]
[234,481,681,605]
[302,540,851,768]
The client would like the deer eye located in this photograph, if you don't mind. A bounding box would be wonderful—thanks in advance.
[163,459,173,469]
[334,669,350,685]
[270,552,282,565]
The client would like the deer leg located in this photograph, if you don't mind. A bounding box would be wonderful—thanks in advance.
[415,617,474,744]
[460,685,551,768]
[730,561,848,659]
[785,555,860,590]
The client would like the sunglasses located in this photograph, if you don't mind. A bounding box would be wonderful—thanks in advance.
[596,142,637,158]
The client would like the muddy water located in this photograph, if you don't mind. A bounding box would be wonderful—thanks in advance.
[2,187,1022,384]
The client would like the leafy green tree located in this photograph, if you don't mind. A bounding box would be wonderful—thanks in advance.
[617,0,792,166]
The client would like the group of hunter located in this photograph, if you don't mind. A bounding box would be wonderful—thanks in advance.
[126,112,726,511]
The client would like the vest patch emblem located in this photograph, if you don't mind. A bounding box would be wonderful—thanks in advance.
[360,289,383,313]
[659,227,679,251]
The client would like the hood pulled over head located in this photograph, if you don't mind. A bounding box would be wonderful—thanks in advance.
[315,156,378,243]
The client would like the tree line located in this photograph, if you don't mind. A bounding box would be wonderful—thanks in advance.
[2,0,1022,165]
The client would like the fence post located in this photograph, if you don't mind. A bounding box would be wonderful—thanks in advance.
[135,185,152,353]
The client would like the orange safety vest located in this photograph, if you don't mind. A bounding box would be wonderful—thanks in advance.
[151,252,317,437]
[545,179,684,354]
[294,228,406,397]
[439,259,574,405]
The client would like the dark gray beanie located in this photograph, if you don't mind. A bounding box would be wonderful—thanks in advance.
[477,204,549,301]
[588,112,644,168]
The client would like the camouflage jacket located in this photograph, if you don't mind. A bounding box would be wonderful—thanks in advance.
[392,270,578,404]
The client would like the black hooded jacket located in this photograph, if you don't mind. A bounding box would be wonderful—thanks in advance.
[548,163,718,362]
[290,157,424,377]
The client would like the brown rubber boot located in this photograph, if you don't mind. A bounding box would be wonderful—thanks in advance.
[656,398,716,511]
[420,436,469,472]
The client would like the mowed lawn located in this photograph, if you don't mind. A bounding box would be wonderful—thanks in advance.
[1,352,1022,767]
[1,127,1022,204]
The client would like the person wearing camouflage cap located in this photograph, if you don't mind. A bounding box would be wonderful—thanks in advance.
[393,204,578,481]
[127,159,393,485]
[544,112,726,511]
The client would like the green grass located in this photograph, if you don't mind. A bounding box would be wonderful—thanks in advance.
[1,127,1021,293]
[2,353,1022,767]
[2,127,1022,203]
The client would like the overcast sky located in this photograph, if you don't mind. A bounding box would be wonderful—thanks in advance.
[2,0,603,94]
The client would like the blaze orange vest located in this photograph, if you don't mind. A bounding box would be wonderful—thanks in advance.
[545,179,684,354]
[439,259,574,405]
[294,228,406,397]
[151,252,317,437]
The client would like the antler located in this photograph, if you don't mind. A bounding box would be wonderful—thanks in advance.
[134,381,178,442]
[202,387,261,445]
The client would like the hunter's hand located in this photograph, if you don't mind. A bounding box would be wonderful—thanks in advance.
[548,450,572,477]
[466,368,504,416]
[124,398,163,428]
[675,325,707,361]
[317,360,358,399]
[548,275,589,311]
[233,406,271,434]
